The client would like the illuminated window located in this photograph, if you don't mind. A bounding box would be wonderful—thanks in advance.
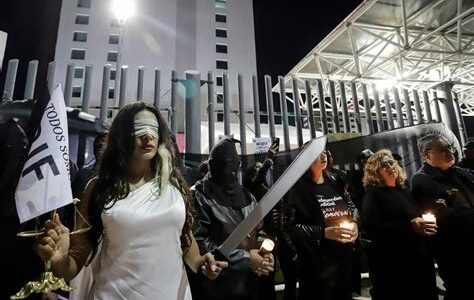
[215,0,226,9]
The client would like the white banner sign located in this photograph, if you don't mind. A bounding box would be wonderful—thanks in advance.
[15,85,73,223]
[253,137,272,154]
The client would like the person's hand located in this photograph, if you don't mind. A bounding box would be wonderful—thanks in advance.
[250,249,274,276]
[324,225,355,244]
[411,217,437,236]
[34,213,70,264]
[200,252,228,280]
[349,222,358,243]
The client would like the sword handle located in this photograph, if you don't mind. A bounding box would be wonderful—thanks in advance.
[211,247,228,262]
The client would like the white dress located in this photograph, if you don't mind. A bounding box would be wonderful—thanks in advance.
[88,180,192,300]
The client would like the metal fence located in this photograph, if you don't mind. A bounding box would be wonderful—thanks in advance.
[1,58,468,156]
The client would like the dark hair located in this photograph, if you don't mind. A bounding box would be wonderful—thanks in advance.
[88,102,194,261]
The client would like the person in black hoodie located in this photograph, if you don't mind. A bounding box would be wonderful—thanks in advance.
[285,149,359,300]
[362,149,438,300]
[412,134,474,299]
[191,138,274,300]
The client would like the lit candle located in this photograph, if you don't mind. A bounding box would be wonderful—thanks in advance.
[259,239,275,255]
[340,221,354,230]
[340,221,354,239]
[422,213,436,224]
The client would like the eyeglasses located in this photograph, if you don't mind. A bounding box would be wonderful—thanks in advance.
[380,160,396,169]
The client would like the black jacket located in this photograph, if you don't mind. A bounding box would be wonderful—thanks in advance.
[412,163,474,298]
[284,171,359,300]
[362,185,437,300]
[190,176,261,300]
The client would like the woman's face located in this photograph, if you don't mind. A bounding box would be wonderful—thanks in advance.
[311,151,328,173]
[132,110,159,161]
[377,157,398,185]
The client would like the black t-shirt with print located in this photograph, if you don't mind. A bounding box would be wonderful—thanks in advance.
[313,180,350,227]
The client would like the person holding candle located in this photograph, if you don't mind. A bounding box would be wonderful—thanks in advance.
[412,133,474,299]
[285,149,359,300]
[362,149,438,300]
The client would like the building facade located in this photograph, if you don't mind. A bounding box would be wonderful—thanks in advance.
[54,0,257,118]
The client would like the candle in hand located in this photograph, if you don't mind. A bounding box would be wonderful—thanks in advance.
[340,221,354,239]
[259,239,275,255]
[422,213,436,224]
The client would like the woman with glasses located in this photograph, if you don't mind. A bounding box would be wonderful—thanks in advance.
[362,150,438,300]
[285,150,359,300]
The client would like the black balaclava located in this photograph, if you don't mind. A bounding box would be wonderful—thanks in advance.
[207,138,249,208]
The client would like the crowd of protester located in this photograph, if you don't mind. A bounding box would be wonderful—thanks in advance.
[2,100,474,300]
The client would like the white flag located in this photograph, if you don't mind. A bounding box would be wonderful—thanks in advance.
[15,85,73,223]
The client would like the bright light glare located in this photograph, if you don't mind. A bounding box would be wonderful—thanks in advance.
[376,79,397,92]
[113,0,135,24]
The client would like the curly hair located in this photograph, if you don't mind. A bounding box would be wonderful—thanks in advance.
[362,149,407,188]
[87,102,194,261]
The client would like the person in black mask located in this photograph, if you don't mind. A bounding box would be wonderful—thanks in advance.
[190,138,274,300]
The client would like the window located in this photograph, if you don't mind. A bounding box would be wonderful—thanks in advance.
[108,88,115,99]
[72,86,82,98]
[71,49,86,60]
[75,15,89,25]
[73,31,87,42]
[216,60,228,70]
[110,69,116,80]
[216,93,224,103]
[216,44,228,53]
[216,29,227,38]
[216,76,223,86]
[74,67,84,79]
[217,113,224,122]
[107,51,118,62]
[77,0,91,8]
[215,0,226,9]
[215,14,227,23]
[109,34,120,45]
[110,18,121,27]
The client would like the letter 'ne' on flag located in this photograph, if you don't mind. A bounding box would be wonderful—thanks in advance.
[15,84,73,223]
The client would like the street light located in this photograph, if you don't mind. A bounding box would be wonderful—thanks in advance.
[113,0,135,24]
[112,0,134,103]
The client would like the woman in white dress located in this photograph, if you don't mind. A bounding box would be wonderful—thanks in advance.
[35,102,227,299]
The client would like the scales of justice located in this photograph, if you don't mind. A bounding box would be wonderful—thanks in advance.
[10,198,92,299]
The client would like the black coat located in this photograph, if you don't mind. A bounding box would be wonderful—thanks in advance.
[412,163,474,299]
[190,176,261,300]
[362,185,437,300]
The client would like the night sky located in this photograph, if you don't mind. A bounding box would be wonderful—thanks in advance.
[253,0,362,83]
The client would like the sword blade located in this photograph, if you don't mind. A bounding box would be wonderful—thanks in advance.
[217,136,327,258]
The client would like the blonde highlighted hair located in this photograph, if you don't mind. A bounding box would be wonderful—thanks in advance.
[363,149,407,188]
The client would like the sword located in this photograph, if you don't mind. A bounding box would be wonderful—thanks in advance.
[214,136,327,259]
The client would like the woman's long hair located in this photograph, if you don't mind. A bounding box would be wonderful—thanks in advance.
[87,102,193,261]
[363,149,407,188]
